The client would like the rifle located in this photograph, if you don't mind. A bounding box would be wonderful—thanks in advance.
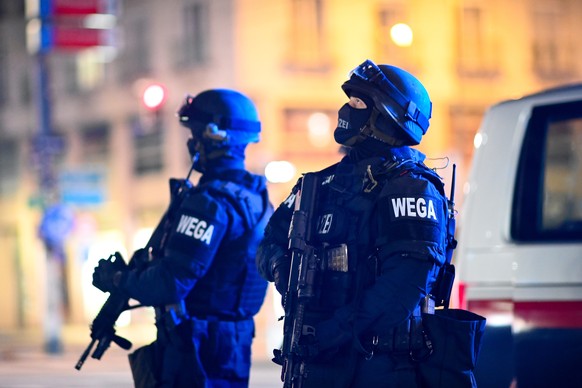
[75,252,135,370]
[75,170,195,370]
[279,173,319,388]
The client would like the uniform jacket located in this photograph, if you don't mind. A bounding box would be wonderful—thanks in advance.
[120,168,273,321]
[257,146,448,351]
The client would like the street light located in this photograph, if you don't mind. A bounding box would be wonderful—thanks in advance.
[390,23,414,47]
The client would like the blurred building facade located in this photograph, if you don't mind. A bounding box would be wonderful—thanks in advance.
[0,0,581,359]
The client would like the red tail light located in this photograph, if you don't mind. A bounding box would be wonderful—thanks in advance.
[457,281,467,310]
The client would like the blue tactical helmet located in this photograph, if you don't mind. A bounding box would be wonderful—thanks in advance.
[340,60,432,146]
[177,88,261,146]
[177,89,261,171]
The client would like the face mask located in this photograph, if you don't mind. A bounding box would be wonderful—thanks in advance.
[334,103,372,146]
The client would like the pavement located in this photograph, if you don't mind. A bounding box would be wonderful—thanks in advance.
[0,325,282,388]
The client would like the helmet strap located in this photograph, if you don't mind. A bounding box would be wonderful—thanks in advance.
[365,110,406,146]
[187,138,208,173]
[339,110,380,146]
[207,148,230,160]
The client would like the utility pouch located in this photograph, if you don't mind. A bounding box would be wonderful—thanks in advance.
[422,294,435,315]
[431,263,456,308]
[155,300,189,332]
[418,309,486,388]
[128,343,158,388]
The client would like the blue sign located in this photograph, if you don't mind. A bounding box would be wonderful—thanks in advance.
[59,168,107,206]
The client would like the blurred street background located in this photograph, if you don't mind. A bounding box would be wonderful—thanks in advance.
[0,323,281,387]
[0,0,581,384]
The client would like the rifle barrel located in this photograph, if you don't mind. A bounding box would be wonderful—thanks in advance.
[75,338,96,370]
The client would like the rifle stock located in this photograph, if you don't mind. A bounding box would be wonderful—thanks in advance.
[281,173,319,388]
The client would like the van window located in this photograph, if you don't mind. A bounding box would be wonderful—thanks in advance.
[543,117,582,231]
[512,100,582,241]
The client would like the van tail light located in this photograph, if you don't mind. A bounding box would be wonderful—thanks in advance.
[457,281,467,310]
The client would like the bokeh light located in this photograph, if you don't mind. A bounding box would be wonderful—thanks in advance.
[390,23,413,47]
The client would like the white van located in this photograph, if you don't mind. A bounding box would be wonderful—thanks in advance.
[455,84,582,388]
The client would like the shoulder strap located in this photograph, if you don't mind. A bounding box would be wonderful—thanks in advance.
[200,179,269,230]
[378,159,446,195]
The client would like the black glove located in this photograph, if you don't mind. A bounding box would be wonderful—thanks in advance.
[130,248,150,270]
[92,259,124,293]
[272,257,290,295]
[295,331,320,360]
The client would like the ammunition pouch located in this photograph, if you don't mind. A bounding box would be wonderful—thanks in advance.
[155,302,189,332]
[360,306,429,360]
[154,301,192,350]
[320,244,354,308]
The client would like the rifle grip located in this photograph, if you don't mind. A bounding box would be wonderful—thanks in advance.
[113,334,132,350]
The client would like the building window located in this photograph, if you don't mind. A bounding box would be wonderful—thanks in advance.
[174,1,208,67]
[76,50,108,92]
[456,3,499,77]
[134,132,163,175]
[283,108,339,159]
[0,138,19,195]
[375,5,411,66]
[130,114,163,175]
[449,105,486,167]
[530,0,575,79]
[57,52,106,96]
[19,70,31,106]
[286,0,328,72]
[0,31,9,106]
[81,122,110,164]
[512,100,582,241]
[59,56,81,95]
[118,13,151,80]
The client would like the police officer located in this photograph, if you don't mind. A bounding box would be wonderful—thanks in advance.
[93,88,273,387]
[257,60,449,387]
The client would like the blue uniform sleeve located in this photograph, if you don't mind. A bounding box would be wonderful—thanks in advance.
[119,190,228,306]
[376,172,448,265]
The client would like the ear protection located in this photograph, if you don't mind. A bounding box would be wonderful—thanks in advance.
[203,123,228,142]
[187,122,228,167]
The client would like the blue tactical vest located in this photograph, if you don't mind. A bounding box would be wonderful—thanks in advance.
[298,154,448,314]
[183,175,273,320]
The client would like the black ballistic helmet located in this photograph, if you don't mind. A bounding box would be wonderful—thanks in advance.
[341,59,432,146]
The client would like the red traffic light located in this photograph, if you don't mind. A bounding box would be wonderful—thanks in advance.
[142,83,167,111]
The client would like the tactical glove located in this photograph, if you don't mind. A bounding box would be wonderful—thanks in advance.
[294,332,320,360]
[272,256,291,295]
[129,247,150,270]
[92,258,124,293]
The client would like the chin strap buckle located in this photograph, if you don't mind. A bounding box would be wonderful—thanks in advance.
[364,165,378,193]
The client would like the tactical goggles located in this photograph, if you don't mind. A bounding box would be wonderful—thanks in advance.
[348,59,430,132]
